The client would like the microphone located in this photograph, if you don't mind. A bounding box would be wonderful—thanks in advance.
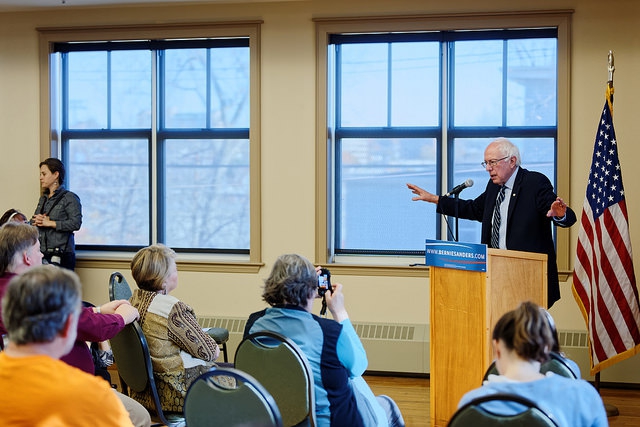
[444,179,474,197]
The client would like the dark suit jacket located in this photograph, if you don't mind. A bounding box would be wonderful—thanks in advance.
[437,168,576,307]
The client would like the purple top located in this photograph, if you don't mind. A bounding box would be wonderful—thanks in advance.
[0,272,15,336]
[61,307,125,374]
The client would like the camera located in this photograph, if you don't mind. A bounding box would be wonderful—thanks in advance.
[45,247,63,267]
[317,268,332,297]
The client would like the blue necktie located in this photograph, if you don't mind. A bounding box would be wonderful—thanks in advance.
[491,186,506,249]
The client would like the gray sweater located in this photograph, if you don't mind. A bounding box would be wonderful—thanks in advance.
[33,186,82,254]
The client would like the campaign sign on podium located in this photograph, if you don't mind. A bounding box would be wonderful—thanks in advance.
[425,239,487,272]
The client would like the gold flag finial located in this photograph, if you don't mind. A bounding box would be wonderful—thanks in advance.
[606,51,615,115]
[608,51,615,84]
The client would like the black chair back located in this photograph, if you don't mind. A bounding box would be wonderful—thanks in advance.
[235,330,316,427]
[184,367,283,427]
[482,351,579,382]
[110,320,185,426]
[448,393,559,426]
[109,271,133,301]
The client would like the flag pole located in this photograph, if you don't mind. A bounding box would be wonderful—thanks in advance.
[595,50,620,418]
[607,50,615,111]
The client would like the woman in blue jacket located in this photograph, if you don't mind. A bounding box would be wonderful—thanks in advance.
[245,254,404,427]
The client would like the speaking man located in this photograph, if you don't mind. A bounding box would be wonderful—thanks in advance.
[407,137,576,307]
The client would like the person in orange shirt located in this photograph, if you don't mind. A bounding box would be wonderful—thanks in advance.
[0,265,133,426]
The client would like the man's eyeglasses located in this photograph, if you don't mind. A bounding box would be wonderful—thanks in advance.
[481,156,509,169]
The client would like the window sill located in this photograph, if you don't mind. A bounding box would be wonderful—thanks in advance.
[320,255,429,278]
[76,251,264,274]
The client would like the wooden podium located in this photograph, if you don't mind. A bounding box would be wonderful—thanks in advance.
[429,248,547,427]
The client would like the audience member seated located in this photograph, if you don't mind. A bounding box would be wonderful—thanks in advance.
[459,301,607,426]
[0,222,45,336]
[129,244,221,413]
[0,208,28,226]
[244,253,405,427]
[82,300,115,383]
[0,265,133,426]
[68,299,151,427]
[0,222,151,427]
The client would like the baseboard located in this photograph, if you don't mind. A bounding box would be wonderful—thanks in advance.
[364,370,430,379]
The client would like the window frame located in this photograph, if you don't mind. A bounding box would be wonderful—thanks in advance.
[38,22,263,273]
[314,11,573,277]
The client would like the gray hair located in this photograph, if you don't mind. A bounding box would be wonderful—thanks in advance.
[491,137,522,167]
[0,222,39,275]
[262,254,317,307]
[3,265,81,345]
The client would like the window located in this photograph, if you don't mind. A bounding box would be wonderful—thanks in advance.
[316,12,571,265]
[41,23,261,263]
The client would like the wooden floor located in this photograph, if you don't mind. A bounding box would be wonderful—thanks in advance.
[364,375,429,426]
[364,374,640,426]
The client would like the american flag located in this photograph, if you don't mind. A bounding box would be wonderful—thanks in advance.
[572,86,640,375]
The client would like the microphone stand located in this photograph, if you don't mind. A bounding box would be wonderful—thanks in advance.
[454,193,460,242]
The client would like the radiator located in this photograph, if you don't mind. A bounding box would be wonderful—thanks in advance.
[197,316,428,373]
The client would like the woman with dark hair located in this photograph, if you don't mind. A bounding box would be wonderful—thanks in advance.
[458,301,607,426]
[31,157,82,270]
[0,208,28,226]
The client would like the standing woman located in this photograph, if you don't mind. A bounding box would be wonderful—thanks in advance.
[32,158,82,270]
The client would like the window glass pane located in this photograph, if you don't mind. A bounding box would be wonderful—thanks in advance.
[69,139,150,246]
[339,138,437,251]
[391,42,440,127]
[164,48,207,128]
[340,43,388,127]
[68,51,107,129]
[453,40,503,126]
[506,39,557,126]
[451,137,556,244]
[517,137,555,182]
[210,47,250,128]
[111,50,152,128]
[164,139,250,249]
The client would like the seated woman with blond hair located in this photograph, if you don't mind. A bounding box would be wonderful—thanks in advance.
[128,244,220,413]
[458,301,607,426]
